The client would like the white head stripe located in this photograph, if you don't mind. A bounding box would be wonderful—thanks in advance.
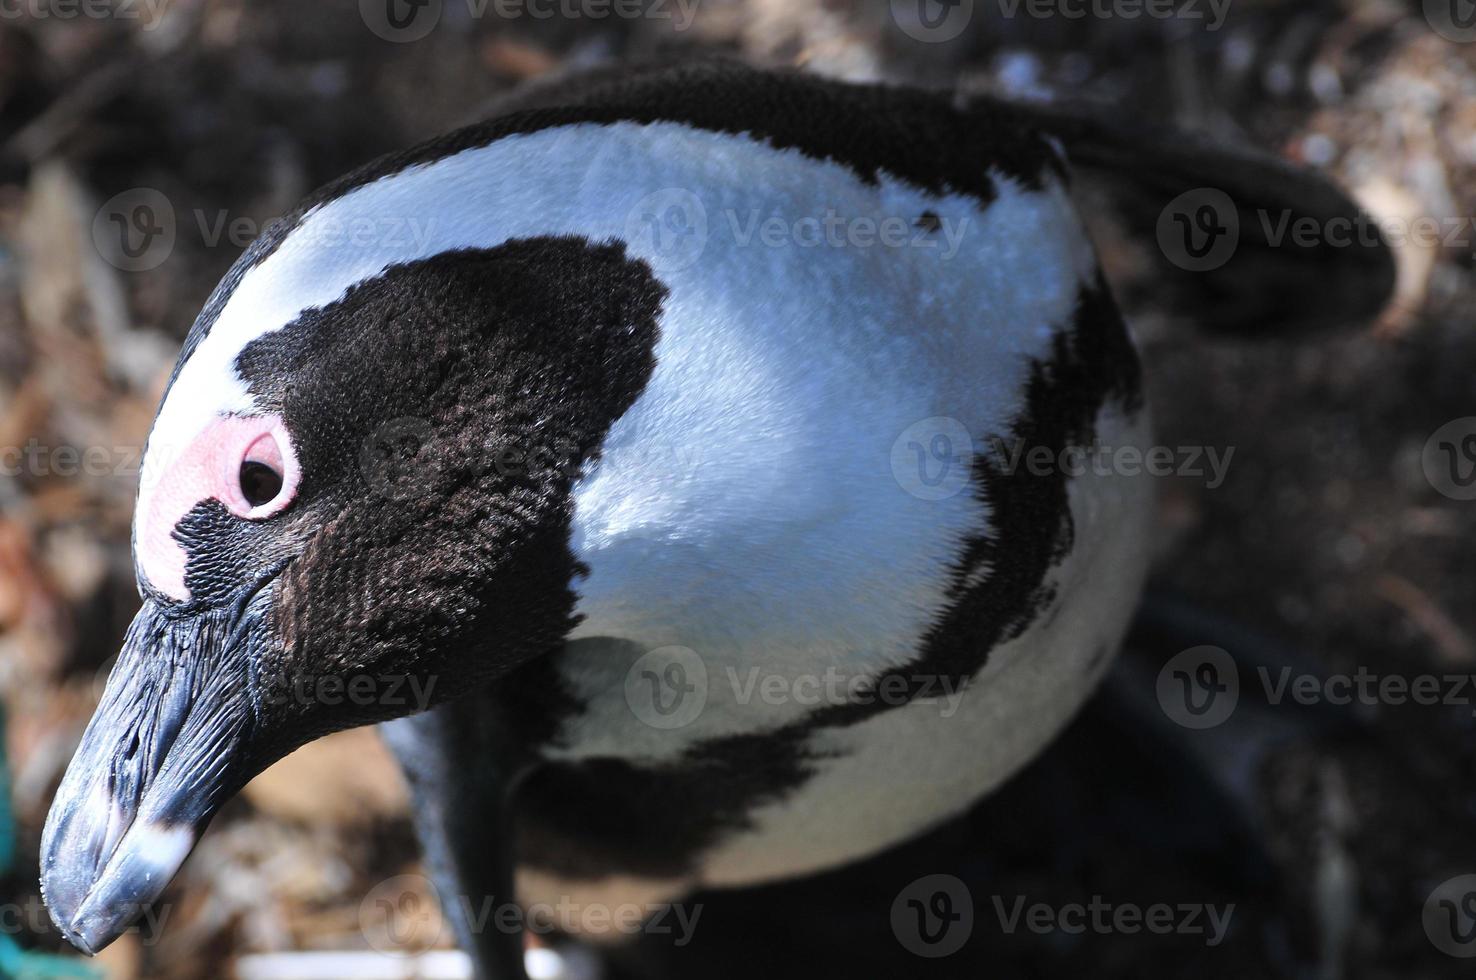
[140,121,956,521]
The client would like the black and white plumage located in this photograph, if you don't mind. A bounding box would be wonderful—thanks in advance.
[38,60,1391,977]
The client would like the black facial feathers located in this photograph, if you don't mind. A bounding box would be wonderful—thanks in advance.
[229,237,663,742]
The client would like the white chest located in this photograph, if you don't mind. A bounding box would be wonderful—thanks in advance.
[540,128,1100,760]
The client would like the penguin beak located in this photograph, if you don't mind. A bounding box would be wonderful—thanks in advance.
[40,597,261,955]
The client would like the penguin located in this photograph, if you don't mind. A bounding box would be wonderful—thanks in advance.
[38,59,1391,978]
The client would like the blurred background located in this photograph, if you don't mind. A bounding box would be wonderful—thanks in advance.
[0,0,1473,977]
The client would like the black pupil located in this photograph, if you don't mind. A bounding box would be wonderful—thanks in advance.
[239,460,284,508]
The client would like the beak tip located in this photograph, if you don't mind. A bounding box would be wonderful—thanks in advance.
[38,888,97,957]
[40,815,199,957]
[40,596,256,959]
[39,868,101,956]
[38,852,87,955]
[58,923,99,958]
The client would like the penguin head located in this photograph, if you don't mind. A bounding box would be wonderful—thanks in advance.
[40,235,663,953]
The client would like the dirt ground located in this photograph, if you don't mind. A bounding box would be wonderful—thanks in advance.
[0,0,1472,977]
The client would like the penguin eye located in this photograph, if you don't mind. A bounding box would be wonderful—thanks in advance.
[239,460,284,508]
[237,432,287,510]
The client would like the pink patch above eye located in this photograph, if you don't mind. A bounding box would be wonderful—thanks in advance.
[245,431,284,472]
[136,414,300,602]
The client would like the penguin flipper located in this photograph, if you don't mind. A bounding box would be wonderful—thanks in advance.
[991,97,1396,336]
